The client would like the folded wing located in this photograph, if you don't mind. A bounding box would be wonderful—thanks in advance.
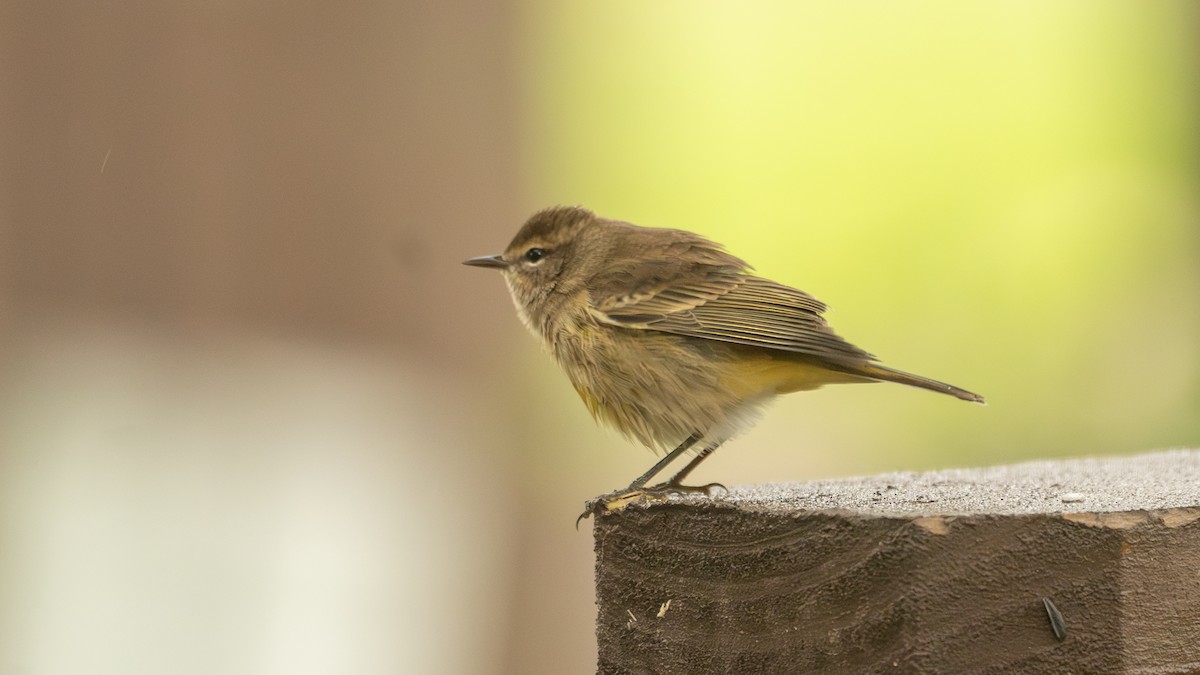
[589,260,872,364]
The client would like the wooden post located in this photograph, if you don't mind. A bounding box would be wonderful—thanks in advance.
[593,450,1200,673]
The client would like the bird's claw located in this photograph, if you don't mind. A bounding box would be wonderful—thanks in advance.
[575,481,728,528]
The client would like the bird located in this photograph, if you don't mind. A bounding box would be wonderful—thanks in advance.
[464,206,983,518]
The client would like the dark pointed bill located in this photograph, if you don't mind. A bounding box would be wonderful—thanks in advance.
[463,255,508,269]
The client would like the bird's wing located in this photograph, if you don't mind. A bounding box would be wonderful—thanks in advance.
[588,264,872,362]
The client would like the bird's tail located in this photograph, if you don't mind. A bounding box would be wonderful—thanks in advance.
[851,363,985,404]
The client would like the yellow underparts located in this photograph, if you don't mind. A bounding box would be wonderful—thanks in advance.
[719,353,868,397]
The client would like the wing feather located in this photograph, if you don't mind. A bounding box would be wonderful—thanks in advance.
[590,263,872,363]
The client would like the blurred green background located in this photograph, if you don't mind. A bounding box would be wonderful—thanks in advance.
[517,0,1199,476]
[1,1,1196,674]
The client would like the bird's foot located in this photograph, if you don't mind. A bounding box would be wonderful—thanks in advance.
[576,481,727,528]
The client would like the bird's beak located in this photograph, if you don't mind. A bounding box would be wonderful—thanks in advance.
[463,254,509,269]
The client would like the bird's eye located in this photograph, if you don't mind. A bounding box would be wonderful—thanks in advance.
[524,247,546,263]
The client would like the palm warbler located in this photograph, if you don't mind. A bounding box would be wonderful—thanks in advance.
[465,206,983,515]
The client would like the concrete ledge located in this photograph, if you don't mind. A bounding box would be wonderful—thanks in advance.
[593,450,1200,673]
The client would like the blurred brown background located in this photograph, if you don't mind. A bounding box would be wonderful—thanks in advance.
[1,1,1197,674]
[1,1,543,673]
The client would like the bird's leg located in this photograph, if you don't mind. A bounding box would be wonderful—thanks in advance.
[644,442,726,495]
[577,435,726,526]
[626,432,702,490]
[577,433,701,526]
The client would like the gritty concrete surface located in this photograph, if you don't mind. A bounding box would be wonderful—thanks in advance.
[722,449,1200,517]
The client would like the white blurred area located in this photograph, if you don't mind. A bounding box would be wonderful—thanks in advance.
[0,308,517,675]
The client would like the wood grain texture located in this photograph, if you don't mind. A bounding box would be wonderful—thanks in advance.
[593,450,1200,674]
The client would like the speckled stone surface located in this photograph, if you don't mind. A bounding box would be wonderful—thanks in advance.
[722,449,1200,516]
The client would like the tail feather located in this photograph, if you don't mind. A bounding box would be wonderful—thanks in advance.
[854,363,985,404]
